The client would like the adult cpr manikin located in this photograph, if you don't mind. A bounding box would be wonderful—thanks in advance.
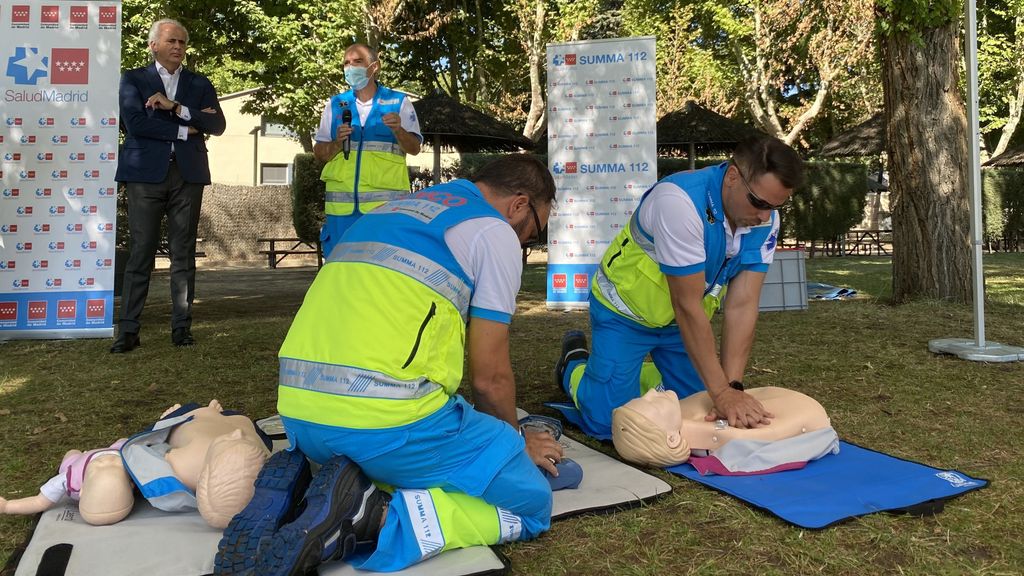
[612,387,835,470]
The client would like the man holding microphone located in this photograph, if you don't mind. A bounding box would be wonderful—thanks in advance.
[312,43,422,257]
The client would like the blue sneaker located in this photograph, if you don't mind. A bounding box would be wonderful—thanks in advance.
[543,458,583,491]
[213,449,312,575]
[255,456,390,576]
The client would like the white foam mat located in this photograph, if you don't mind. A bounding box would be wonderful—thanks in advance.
[15,414,669,576]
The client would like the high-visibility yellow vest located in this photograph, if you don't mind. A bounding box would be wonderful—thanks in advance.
[321,85,413,216]
[278,180,504,429]
[592,164,778,327]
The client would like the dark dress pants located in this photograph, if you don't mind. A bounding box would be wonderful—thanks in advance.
[118,161,204,333]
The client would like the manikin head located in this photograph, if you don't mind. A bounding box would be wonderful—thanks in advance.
[78,453,134,525]
[196,429,270,528]
[163,400,271,528]
[612,389,690,467]
[612,387,831,468]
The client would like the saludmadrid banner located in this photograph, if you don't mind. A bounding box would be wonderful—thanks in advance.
[0,0,121,340]
[545,37,658,310]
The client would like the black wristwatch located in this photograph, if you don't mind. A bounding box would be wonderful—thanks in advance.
[172,101,181,116]
[728,380,744,391]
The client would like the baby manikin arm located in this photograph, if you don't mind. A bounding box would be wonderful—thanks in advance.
[0,493,58,515]
[679,387,831,451]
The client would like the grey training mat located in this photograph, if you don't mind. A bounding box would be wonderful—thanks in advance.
[14,499,221,576]
[13,413,670,576]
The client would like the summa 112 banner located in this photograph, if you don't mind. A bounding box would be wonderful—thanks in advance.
[0,0,121,340]
[545,37,658,310]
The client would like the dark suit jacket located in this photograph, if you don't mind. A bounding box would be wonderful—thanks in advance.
[115,62,226,184]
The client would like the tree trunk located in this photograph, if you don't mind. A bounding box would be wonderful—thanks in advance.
[881,22,972,303]
[990,12,1024,160]
[522,0,547,141]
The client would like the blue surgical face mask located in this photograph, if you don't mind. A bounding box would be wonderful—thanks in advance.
[344,66,371,91]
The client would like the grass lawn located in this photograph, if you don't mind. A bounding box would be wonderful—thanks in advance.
[2,253,1023,575]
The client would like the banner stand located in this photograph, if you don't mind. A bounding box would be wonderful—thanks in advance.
[545,37,658,311]
[0,1,122,340]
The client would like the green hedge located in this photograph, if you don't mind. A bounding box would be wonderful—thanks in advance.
[781,161,868,245]
[291,153,326,244]
[982,167,1024,245]
[288,154,913,251]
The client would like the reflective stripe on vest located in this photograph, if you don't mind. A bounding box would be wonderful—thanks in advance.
[357,140,404,155]
[593,166,738,327]
[322,86,411,216]
[326,240,471,319]
[278,180,498,430]
[278,385,450,429]
[593,266,643,323]
[280,357,442,399]
[325,190,409,205]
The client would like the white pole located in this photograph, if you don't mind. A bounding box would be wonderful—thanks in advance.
[964,0,986,346]
[928,0,1022,361]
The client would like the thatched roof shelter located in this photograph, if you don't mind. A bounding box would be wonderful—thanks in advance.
[818,113,885,157]
[656,101,765,168]
[412,92,535,183]
[985,144,1024,167]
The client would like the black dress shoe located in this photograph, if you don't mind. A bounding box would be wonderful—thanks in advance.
[110,332,141,354]
[171,327,195,347]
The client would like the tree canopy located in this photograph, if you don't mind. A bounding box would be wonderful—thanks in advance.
[120,0,1022,157]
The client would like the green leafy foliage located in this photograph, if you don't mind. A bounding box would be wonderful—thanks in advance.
[290,153,326,244]
[983,166,1024,243]
[874,0,961,38]
[783,161,869,243]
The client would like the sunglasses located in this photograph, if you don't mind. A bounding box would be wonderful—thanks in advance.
[523,200,545,249]
[734,164,787,211]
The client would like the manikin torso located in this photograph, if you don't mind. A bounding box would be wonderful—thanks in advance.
[164,405,266,491]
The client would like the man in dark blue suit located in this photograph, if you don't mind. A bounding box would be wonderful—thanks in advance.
[112,18,225,353]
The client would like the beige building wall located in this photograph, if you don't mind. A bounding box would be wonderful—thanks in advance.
[206,88,305,186]
[207,88,459,187]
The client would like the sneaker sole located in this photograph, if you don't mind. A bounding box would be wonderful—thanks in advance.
[214,449,311,575]
[256,456,368,576]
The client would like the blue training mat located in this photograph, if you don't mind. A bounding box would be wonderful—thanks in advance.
[667,441,988,529]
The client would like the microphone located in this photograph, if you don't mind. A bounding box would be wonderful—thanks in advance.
[341,108,352,160]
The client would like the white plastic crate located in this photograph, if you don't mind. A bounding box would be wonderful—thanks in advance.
[758,248,807,312]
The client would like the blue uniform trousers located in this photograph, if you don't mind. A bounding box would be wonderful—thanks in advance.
[562,294,705,438]
[282,395,552,572]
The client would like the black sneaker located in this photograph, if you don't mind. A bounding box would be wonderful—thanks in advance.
[213,449,312,575]
[555,330,589,389]
[255,456,390,576]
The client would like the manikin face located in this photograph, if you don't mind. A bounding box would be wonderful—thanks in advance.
[628,389,684,448]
